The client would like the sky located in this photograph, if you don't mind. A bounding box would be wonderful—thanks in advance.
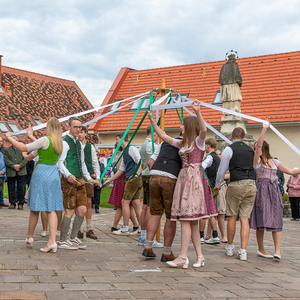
[1,0,300,108]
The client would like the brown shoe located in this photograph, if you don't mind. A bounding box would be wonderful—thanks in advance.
[18,204,24,210]
[0,203,9,207]
[142,247,156,258]
[86,229,97,240]
[8,204,16,209]
[77,230,84,239]
[161,252,176,262]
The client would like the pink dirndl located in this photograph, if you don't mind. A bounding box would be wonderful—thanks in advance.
[171,144,218,221]
[108,172,126,206]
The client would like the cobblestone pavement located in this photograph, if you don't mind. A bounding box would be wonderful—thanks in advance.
[1,204,300,300]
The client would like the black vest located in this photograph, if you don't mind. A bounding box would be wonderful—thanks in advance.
[151,141,182,177]
[205,151,220,187]
[229,141,256,182]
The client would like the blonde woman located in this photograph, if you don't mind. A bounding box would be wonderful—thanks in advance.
[6,117,64,253]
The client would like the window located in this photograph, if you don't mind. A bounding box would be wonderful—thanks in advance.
[7,122,19,132]
[0,122,9,133]
[109,99,122,112]
[32,117,46,130]
[212,91,222,106]
[32,117,43,125]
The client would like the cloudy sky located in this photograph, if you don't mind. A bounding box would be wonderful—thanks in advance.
[1,0,300,107]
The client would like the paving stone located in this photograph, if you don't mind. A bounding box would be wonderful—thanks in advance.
[130,290,168,299]
[63,283,114,291]
[86,290,132,299]
[0,291,44,300]
[45,291,87,300]
[21,283,62,291]
[114,282,171,291]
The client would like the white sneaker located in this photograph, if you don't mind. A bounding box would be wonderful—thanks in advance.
[200,237,205,244]
[57,239,78,250]
[226,244,235,256]
[56,230,60,237]
[40,231,47,237]
[129,228,140,236]
[237,251,247,261]
[205,237,220,244]
[152,239,163,248]
[112,228,129,235]
[69,237,87,249]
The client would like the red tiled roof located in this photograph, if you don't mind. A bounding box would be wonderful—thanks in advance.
[0,66,97,145]
[91,50,300,132]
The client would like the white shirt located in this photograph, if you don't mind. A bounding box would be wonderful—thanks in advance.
[149,142,178,179]
[81,141,100,179]
[57,134,91,181]
[26,136,49,157]
[202,154,213,170]
[119,145,141,172]
[215,145,255,188]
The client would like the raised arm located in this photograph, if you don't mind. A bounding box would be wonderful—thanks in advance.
[192,100,207,140]
[254,121,269,166]
[5,132,28,152]
[148,112,174,145]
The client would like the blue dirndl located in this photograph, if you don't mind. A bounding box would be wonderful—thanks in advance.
[28,163,64,212]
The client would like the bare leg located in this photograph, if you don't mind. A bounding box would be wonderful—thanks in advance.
[191,220,203,264]
[164,219,176,247]
[256,230,269,255]
[112,206,122,228]
[146,215,161,242]
[140,204,148,230]
[199,218,206,237]
[170,221,191,265]
[121,199,130,226]
[227,215,237,245]
[272,231,281,256]
[131,199,142,225]
[41,211,48,231]
[28,210,40,238]
[218,214,227,242]
[56,211,62,231]
[130,206,139,227]
[46,211,58,246]
[240,216,250,250]
[86,197,92,220]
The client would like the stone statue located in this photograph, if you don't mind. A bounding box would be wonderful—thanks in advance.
[216,53,255,150]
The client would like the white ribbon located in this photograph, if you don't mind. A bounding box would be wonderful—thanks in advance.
[151,94,300,156]
[62,98,137,137]
[13,90,151,136]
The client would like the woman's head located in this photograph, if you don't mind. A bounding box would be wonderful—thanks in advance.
[46,117,63,155]
[179,116,200,149]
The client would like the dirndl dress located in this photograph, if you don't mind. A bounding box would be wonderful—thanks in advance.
[171,139,218,221]
[108,172,126,206]
[249,158,283,232]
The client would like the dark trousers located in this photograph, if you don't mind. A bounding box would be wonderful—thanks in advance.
[289,197,300,219]
[7,174,25,206]
[94,186,102,208]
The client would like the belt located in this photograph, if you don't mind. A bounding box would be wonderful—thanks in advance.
[151,175,177,182]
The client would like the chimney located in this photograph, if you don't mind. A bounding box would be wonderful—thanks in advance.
[0,55,2,87]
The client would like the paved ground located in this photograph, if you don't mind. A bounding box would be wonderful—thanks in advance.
[1,204,300,300]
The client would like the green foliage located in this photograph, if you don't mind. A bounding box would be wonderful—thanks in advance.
[282,193,289,204]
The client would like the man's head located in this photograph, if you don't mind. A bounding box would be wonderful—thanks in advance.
[78,126,88,142]
[68,117,82,138]
[115,132,128,146]
[205,138,217,153]
[231,127,245,141]
[146,126,158,142]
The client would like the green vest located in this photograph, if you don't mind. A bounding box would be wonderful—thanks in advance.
[37,137,60,164]
[64,135,83,178]
[83,142,93,175]
[140,138,152,176]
